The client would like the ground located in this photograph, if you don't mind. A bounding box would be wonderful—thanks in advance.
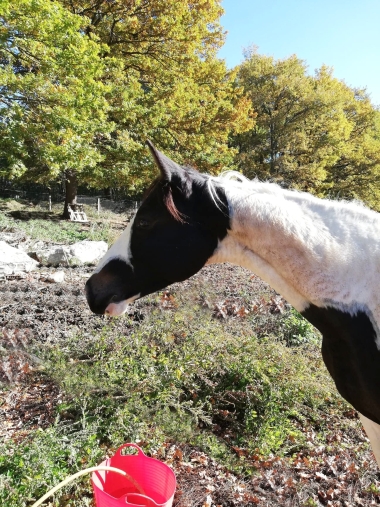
[1,206,380,506]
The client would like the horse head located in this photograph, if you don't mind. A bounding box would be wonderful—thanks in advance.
[85,141,230,316]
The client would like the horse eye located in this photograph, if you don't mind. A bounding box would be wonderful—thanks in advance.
[135,218,150,228]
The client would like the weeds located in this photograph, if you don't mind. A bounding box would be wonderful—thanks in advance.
[1,299,348,506]
[280,308,321,347]
[37,303,340,457]
[0,425,103,507]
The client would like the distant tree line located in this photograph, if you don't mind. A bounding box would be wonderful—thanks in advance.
[1,0,379,215]
[233,47,380,209]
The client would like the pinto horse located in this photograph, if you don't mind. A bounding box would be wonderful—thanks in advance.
[86,141,380,464]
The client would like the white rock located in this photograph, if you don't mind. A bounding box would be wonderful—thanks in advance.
[68,241,108,265]
[36,246,68,266]
[46,271,65,283]
[35,240,108,267]
[0,241,38,275]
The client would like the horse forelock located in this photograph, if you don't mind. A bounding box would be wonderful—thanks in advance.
[163,187,188,223]
[142,171,195,224]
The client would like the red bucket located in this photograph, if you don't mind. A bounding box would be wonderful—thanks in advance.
[92,443,176,507]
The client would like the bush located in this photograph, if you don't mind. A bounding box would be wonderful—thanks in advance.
[37,302,340,461]
[0,425,103,507]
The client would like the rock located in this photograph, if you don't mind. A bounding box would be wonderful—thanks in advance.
[19,239,45,253]
[36,245,68,266]
[68,241,108,265]
[0,241,39,276]
[35,240,108,267]
[46,271,65,283]
[0,231,28,248]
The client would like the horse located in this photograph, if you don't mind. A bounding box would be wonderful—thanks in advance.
[86,140,380,465]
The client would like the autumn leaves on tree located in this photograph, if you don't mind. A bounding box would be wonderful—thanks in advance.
[0,1,379,212]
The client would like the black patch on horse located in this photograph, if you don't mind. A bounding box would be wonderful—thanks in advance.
[302,304,380,424]
[129,173,230,290]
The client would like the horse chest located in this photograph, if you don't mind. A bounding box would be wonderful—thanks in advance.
[302,304,380,424]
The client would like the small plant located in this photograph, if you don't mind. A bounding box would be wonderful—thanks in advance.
[366,483,380,495]
[303,498,318,507]
[281,308,321,347]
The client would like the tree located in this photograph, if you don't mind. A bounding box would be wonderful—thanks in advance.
[0,0,116,216]
[59,0,253,190]
[1,0,253,211]
[0,0,252,210]
[325,97,380,208]
[232,48,380,208]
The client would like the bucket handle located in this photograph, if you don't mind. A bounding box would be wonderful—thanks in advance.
[113,444,146,497]
[115,443,146,458]
[124,493,159,507]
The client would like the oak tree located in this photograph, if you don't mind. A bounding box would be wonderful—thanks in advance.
[59,0,253,190]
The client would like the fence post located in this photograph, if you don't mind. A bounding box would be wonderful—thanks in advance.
[48,195,52,212]
[97,198,100,215]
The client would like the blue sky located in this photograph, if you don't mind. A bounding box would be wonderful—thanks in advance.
[218,0,380,106]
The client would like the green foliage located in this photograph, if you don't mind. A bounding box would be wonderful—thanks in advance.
[57,0,253,190]
[232,47,380,209]
[0,425,104,507]
[35,303,340,460]
[0,0,253,198]
[0,0,114,183]
[280,309,321,347]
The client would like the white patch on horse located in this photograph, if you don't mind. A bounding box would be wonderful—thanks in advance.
[207,236,309,312]
[359,413,380,465]
[207,175,380,323]
[94,215,136,273]
[105,293,141,317]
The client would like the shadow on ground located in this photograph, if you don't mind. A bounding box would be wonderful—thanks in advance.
[6,210,62,221]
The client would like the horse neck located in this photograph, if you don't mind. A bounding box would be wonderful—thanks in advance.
[207,181,339,311]
[222,181,321,253]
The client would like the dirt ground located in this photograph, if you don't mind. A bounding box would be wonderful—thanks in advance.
[1,244,380,505]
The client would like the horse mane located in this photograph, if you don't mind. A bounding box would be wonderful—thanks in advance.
[206,171,256,215]
[218,170,252,184]
[210,171,375,219]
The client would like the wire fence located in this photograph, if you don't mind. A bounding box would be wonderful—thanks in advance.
[0,180,140,215]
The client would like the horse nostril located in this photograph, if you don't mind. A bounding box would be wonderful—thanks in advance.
[104,295,118,315]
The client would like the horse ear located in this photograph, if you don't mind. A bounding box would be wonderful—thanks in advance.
[146,140,185,181]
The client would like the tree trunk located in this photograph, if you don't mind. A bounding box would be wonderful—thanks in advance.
[63,170,78,219]
[104,187,113,199]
